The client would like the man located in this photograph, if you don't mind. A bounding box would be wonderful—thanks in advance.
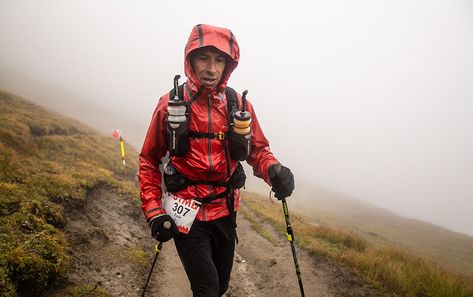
[138,24,295,297]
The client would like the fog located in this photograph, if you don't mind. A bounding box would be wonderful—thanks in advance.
[1,0,472,236]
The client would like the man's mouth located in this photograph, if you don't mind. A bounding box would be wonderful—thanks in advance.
[202,77,217,85]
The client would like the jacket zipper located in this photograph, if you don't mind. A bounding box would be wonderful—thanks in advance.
[207,93,214,177]
[203,93,214,221]
[224,96,231,178]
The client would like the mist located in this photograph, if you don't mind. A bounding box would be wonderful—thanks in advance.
[1,0,472,236]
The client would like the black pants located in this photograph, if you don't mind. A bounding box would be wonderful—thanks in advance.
[174,215,236,297]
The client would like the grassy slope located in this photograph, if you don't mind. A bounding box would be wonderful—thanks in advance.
[241,192,473,297]
[287,184,473,277]
[247,175,473,277]
[0,90,139,296]
[2,88,472,296]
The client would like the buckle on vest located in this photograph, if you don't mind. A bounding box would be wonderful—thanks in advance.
[215,132,225,140]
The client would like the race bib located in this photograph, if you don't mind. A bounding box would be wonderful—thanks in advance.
[163,193,201,234]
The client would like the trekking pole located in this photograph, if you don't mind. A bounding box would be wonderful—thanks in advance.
[281,197,305,297]
[141,221,171,297]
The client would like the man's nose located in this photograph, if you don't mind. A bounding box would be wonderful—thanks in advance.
[207,59,217,73]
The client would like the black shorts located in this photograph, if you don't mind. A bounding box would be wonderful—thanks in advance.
[173,215,236,297]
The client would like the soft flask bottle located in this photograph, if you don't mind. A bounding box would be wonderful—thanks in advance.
[229,90,251,161]
[167,75,189,156]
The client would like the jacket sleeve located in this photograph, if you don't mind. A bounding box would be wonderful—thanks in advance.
[245,99,279,185]
[138,95,169,221]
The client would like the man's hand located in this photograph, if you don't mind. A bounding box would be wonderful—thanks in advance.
[149,214,178,242]
[268,164,295,200]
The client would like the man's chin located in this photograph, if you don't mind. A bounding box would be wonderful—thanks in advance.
[202,83,218,89]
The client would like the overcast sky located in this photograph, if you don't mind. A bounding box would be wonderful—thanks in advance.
[1,0,472,236]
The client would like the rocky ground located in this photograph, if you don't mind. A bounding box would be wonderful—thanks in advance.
[49,186,380,297]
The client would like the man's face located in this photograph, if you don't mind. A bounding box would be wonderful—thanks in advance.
[191,47,226,89]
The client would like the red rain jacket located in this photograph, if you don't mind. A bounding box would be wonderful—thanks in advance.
[139,24,278,222]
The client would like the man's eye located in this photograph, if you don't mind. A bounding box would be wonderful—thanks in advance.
[198,55,208,61]
[216,57,226,63]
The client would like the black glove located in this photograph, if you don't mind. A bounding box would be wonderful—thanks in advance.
[149,214,178,242]
[268,164,295,200]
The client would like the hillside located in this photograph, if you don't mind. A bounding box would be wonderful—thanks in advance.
[241,192,473,297]
[245,172,473,277]
[0,90,140,296]
[1,89,472,297]
[1,90,379,297]
[287,183,473,277]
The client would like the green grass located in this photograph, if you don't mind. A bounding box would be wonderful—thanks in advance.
[290,185,473,277]
[0,90,139,296]
[238,205,277,244]
[241,192,473,297]
[121,247,149,267]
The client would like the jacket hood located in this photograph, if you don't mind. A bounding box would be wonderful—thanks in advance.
[184,24,240,93]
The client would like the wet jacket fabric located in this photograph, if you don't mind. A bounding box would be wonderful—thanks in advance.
[139,24,278,222]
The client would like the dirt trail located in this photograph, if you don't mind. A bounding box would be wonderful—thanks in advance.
[51,186,380,297]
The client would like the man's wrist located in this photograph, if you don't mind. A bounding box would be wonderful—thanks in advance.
[148,214,167,227]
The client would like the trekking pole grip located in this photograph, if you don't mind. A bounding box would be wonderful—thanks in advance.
[163,220,171,229]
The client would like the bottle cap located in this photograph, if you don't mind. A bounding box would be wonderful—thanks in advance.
[168,100,186,107]
[234,111,251,121]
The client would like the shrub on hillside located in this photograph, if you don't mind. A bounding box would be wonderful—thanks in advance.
[0,226,68,296]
